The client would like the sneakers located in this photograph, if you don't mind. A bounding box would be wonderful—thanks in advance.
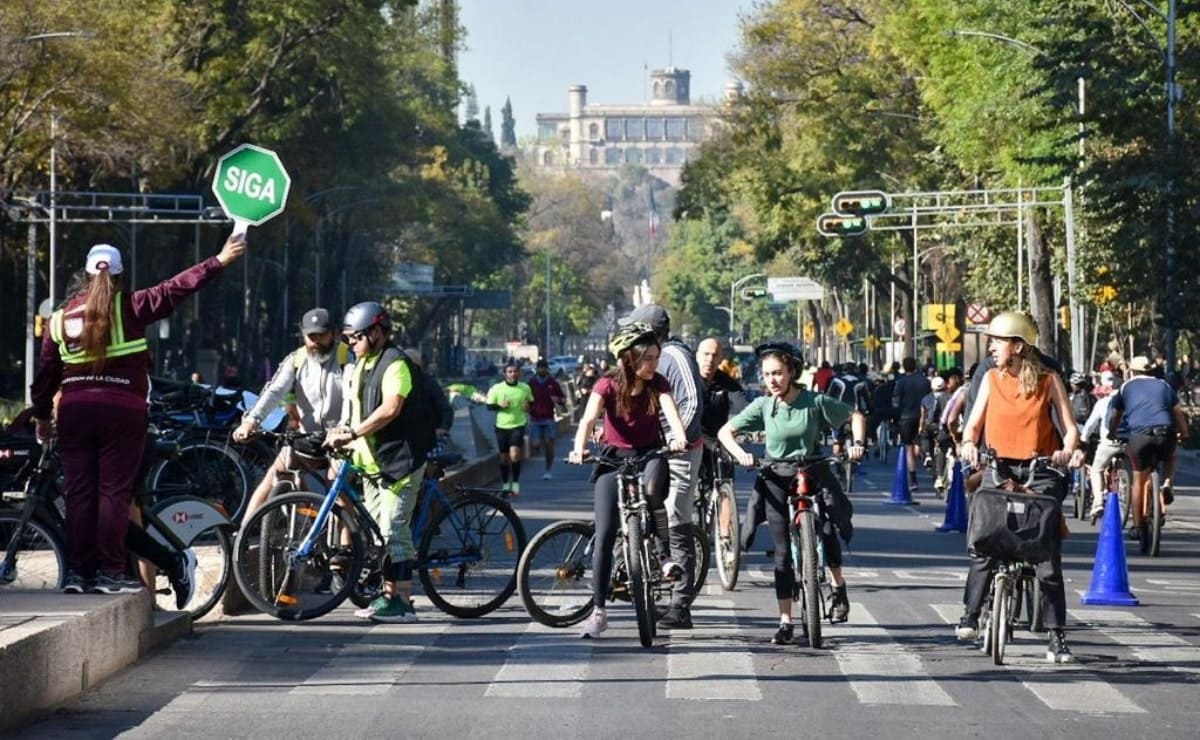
[771,622,794,645]
[923,454,934,469]
[1047,629,1074,664]
[580,608,608,638]
[92,571,143,594]
[510,481,521,496]
[168,550,197,610]
[660,558,684,581]
[1161,479,1174,506]
[62,571,90,594]
[542,471,553,481]
[501,481,512,493]
[658,605,693,630]
[830,584,850,623]
[369,594,418,623]
[956,615,979,641]
[354,595,390,620]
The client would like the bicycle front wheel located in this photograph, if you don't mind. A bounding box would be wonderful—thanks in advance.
[713,481,741,591]
[418,491,526,618]
[0,512,66,590]
[1148,470,1163,557]
[624,513,654,648]
[518,520,595,627]
[152,523,232,620]
[992,577,1009,666]
[233,491,362,620]
[799,511,822,649]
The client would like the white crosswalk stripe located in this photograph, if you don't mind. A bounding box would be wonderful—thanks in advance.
[832,604,956,706]
[1072,608,1200,675]
[485,621,593,698]
[931,603,1145,714]
[290,622,448,696]
[666,598,761,701]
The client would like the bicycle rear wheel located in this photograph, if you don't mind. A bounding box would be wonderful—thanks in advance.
[799,511,822,649]
[150,440,250,522]
[992,577,1009,666]
[713,481,741,591]
[418,491,526,618]
[624,513,655,648]
[151,523,232,620]
[518,520,595,627]
[1148,470,1163,557]
[0,512,66,590]
[233,491,362,620]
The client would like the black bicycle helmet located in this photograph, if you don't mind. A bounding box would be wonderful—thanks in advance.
[609,321,657,357]
[343,301,390,333]
[755,341,803,364]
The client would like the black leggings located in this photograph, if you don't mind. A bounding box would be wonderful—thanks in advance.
[592,456,669,608]
[758,464,843,601]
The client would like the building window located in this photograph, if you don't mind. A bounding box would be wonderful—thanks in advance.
[605,147,622,165]
[625,117,644,141]
[653,81,661,97]
[665,118,685,141]
[588,122,600,139]
[687,118,706,141]
[588,148,599,165]
[625,148,643,164]
[538,123,557,143]
[605,118,623,141]
[646,148,662,165]
[665,147,683,164]
[542,150,554,166]
[646,117,664,140]
[665,80,675,97]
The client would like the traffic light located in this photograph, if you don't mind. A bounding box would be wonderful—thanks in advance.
[741,287,768,300]
[816,214,868,237]
[832,190,890,216]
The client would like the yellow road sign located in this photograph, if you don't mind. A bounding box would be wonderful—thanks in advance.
[803,323,816,343]
[935,323,961,345]
[835,317,854,337]
[863,334,880,351]
[936,341,962,353]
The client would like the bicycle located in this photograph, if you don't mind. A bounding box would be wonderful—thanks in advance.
[518,449,710,647]
[232,444,526,621]
[0,437,234,619]
[979,560,1043,665]
[756,455,842,649]
[696,444,740,591]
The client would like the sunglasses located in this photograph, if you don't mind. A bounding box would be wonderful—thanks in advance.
[342,330,370,344]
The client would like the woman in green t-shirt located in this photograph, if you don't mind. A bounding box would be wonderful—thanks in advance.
[717,343,866,645]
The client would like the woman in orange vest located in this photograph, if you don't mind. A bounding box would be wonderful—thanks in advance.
[956,311,1082,664]
[31,233,246,594]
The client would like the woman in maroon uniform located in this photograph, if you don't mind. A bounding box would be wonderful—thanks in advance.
[31,232,246,594]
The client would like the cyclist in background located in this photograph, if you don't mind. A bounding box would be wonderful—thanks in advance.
[569,321,688,639]
[893,357,930,492]
[956,311,1081,664]
[717,343,865,644]
[918,375,948,473]
[1081,380,1122,522]
[233,308,345,521]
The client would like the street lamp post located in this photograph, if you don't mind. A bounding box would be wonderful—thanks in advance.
[545,249,552,358]
[729,272,766,340]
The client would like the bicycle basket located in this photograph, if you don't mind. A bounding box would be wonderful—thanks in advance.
[967,488,1061,564]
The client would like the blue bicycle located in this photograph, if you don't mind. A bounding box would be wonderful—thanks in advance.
[232,437,525,621]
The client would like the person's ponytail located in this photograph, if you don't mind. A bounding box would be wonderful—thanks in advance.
[82,271,118,371]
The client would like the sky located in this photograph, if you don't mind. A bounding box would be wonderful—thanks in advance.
[456,0,754,138]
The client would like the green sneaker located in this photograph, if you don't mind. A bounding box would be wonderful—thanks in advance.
[510,481,520,496]
[370,595,418,624]
[354,594,390,620]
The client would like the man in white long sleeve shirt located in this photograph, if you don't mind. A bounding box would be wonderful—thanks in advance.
[234,308,346,519]
[1081,388,1122,522]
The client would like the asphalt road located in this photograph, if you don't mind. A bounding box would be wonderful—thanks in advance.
[14,440,1200,740]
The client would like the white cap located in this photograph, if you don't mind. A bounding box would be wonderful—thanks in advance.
[85,244,123,275]
[930,377,946,391]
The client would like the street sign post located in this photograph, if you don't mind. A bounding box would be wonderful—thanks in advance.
[211,144,292,234]
[768,276,825,301]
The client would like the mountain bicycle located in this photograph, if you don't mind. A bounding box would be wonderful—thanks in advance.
[232,444,525,621]
[696,444,739,590]
[0,436,234,619]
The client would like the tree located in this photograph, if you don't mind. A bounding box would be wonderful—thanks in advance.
[482,105,494,143]
[500,96,517,151]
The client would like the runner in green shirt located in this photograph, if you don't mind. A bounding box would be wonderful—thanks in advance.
[486,361,534,494]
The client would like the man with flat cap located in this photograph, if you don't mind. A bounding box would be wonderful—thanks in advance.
[234,307,347,520]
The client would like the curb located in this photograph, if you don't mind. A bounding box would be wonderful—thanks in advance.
[0,590,189,733]
[215,454,500,618]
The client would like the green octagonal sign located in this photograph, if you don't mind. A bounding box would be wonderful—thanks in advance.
[211,143,292,229]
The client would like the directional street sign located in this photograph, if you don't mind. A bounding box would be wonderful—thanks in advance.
[803,323,816,343]
[768,276,825,301]
[212,144,292,233]
[924,303,961,346]
[863,334,881,351]
[835,317,854,337]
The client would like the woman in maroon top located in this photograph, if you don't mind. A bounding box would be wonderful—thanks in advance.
[31,232,246,594]
[568,321,687,638]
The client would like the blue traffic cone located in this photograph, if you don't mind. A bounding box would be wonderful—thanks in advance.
[935,460,968,532]
[886,447,917,505]
[1081,491,1139,606]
